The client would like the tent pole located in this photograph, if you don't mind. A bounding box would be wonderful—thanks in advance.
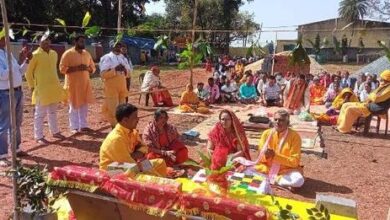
[117,0,122,33]
[0,0,19,219]
[271,31,277,75]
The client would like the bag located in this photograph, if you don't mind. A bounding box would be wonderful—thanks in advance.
[298,111,314,121]
[248,115,270,124]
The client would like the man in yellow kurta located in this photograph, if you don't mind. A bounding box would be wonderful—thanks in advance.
[59,35,96,133]
[99,42,132,127]
[25,36,66,143]
[337,70,390,133]
[99,103,167,177]
[255,109,304,188]
[179,84,209,114]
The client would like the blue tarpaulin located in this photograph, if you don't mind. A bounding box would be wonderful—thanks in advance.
[122,36,155,50]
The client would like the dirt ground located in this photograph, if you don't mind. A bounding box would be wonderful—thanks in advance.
[0,66,389,220]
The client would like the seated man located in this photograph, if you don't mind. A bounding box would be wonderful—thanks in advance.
[261,75,282,107]
[239,74,258,104]
[141,66,173,107]
[221,79,238,103]
[196,82,210,103]
[179,84,209,114]
[99,103,167,177]
[337,70,390,133]
[283,74,310,114]
[143,109,188,168]
[359,82,372,102]
[204,77,220,104]
[309,76,326,105]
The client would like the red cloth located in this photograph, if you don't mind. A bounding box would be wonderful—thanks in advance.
[180,193,268,220]
[151,88,173,107]
[147,139,188,167]
[49,166,109,186]
[101,174,179,215]
[208,110,251,170]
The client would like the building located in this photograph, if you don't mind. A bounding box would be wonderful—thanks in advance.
[298,18,390,49]
[275,40,296,53]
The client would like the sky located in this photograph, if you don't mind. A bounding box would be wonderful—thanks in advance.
[145,0,342,44]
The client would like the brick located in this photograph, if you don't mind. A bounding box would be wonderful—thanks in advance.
[315,193,357,218]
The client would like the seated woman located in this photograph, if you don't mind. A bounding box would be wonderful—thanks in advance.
[331,87,359,110]
[234,110,304,189]
[179,84,209,114]
[309,76,326,105]
[143,110,188,170]
[239,75,258,104]
[324,77,341,108]
[207,110,251,170]
[337,70,390,134]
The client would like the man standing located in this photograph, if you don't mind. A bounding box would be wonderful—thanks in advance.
[59,35,96,133]
[99,42,132,127]
[0,36,29,166]
[25,36,66,144]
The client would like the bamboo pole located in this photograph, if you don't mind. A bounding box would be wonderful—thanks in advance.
[0,0,19,219]
[117,0,122,34]
[271,31,277,75]
[189,0,198,86]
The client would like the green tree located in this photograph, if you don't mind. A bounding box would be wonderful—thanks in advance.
[339,0,369,22]
[164,0,257,52]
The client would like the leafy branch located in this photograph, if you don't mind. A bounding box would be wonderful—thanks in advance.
[270,195,300,220]
[306,204,331,220]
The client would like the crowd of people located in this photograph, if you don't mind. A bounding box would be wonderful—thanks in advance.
[0,33,389,194]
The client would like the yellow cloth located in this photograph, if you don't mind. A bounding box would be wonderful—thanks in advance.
[331,88,359,110]
[179,90,209,114]
[235,63,244,75]
[256,128,302,175]
[309,84,325,105]
[99,124,167,176]
[25,48,66,105]
[59,47,96,108]
[380,69,390,81]
[101,69,128,126]
[337,83,390,133]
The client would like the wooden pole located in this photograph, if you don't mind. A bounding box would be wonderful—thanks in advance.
[117,0,122,33]
[271,31,277,75]
[189,0,198,86]
[0,0,19,219]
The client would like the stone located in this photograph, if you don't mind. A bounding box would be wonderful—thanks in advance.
[315,193,357,218]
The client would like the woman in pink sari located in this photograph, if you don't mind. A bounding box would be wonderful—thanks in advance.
[207,110,251,170]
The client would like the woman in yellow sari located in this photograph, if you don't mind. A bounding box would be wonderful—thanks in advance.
[337,70,390,133]
[331,87,359,110]
[179,84,210,114]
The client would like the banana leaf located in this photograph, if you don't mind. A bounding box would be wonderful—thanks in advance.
[288,40,310,67]
[82,11,91,28]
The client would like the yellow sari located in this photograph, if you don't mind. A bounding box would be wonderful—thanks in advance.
[331,88,359,110]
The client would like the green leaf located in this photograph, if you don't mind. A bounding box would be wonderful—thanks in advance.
[308,217,316,220]
[127,29,136,36]
[82,11,91,27]
[315,212,323,217]
[22,28,29,36]
[286,204,292,210]
[178,62,188,69]
[181,159,203,169]
[115,32,124,44]
[197,151,211,167]
[306,209,313,215]
[55,18,66,26]
[319,204,325,212]
[0,28,5,40]
[311,208,319,213]
[85,26,101,38]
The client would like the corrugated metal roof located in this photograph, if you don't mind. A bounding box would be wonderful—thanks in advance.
[354,56,390,76]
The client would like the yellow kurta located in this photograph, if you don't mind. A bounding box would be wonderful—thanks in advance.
[99,124,167,176]
[337,84,390,133]
[25,48,66,105]
[331,88,359,110]
[179,90,209,114]
[256,128,302,175]
[59,47,96,108]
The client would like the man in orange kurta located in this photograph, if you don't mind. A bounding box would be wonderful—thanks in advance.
[59,35,96,133]
[255,109,304,188]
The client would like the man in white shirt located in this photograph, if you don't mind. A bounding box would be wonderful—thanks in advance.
[0,37,29,166]
[141,66,173,106]
[262,75,282,107]
[99,42,132,127]
[221,79,238,102]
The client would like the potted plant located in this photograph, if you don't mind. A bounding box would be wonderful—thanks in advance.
[15,166,58,220]
[185,151,235,195]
